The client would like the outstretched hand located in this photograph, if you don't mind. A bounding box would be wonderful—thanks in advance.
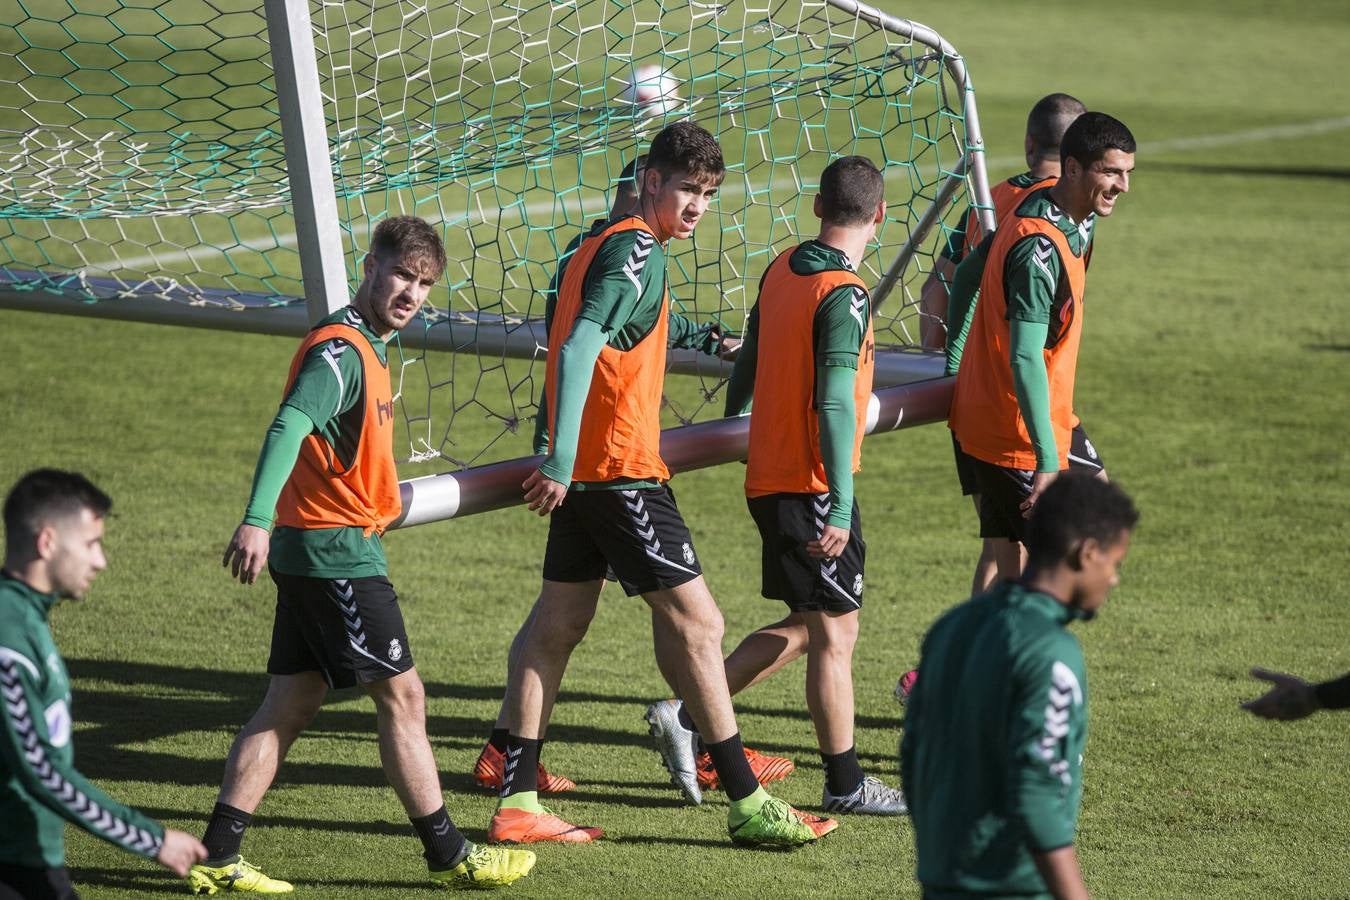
[1241,667,1320,720]
[523,468,567,516]
[223,522,270,585]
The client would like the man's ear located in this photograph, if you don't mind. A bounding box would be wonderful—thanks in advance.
[874,199,887,225]
[813,194,824,220]
[1066,539,1087,572]
[35,525,57,562]
[1062,155,1082,181]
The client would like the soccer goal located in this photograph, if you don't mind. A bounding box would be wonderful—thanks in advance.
[0,0,994,524]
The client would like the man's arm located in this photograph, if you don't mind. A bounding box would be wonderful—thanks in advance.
[1242,667,1350,719]
[0,648,164,858]
[1005,235,1062,512]
[1007,638,1089,898]
[523,231,645,513]
[722,303,760,417]
[944,232,993,376]
[223,341,356,584]
[918,256,956,351]
[809,284,868,558]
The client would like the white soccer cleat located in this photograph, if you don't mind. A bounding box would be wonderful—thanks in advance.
[822,775,908,816]
[644,699,702,805]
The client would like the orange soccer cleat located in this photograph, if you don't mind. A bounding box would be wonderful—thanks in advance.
[695,746,796,791]
[473,742,577,794]
[487,806,603,844]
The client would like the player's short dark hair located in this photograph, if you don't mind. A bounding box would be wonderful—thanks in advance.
[1026,93,1086,160]
[369,215,447,279]
[1060,111,1136,168]
[4,469,112,556]
[645,122,724,185]
[818,156,884,227]
[615,154,649,203]
[1024,471,1139,567]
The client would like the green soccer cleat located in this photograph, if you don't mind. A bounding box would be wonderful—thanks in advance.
[430,842,537,889]
[187,857,293,894]
[728,796,822,849]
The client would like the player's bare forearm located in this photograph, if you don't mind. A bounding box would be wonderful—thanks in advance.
[1032,845,1090,900]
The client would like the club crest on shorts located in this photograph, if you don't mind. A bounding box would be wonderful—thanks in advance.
[681,542,696,565]
[388,638,403,662]
[853,573,864,596]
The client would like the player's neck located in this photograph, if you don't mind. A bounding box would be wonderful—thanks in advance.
[814,226,869,269]
[1019,564,1075,609]
[1,558,51,595]
[638,196,673,244]
[1047,182,1091,225]
[1028,157,1060,180]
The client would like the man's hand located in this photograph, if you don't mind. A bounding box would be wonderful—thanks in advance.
[807,524,850,560]
[157,829,208,878]
[1241,667,1320,720]
[1020,470,1059,518]
[523,468,568,516]
[717,333,743,360]
[223,523,270,585]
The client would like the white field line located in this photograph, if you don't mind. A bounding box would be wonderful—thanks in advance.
[84,115,1350,275]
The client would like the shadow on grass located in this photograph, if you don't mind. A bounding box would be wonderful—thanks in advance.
[1148,161,1350,181]
[68,866,429,895]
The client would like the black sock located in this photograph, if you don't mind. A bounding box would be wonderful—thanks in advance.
[821,746,865,797]
[706,733,759,801]
[488,728,509,753]
[500,735,541,798]
[411,806,468,870]
[202,802,251,862]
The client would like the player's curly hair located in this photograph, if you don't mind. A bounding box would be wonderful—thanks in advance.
[1024,471,1139,567]
[819,156,884,227]
[646,121,725,185]
[370,215,447,279]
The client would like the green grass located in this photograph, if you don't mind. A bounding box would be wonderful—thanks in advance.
[3,0,1350,896]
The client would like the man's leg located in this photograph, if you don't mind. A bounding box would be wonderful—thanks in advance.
[488,579,605,844]
[722,613,809,696]
[475,594,592,793]
[203,672,327,856]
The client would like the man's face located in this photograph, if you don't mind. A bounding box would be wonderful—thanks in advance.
[1073,531,1131,613]
[644,168,720,242]
[360,252,438,334]
[44,508,107,601]
[1076,148,1134,218]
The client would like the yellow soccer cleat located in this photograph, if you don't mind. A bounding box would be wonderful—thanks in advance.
[430,842,537,889]
[187,857,293,894]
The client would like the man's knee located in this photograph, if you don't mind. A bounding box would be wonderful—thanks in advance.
[366,669,427,723]
[531,581,601,651]
[806,610,860,655]
[257,672,327,735]
[649,580,725,648]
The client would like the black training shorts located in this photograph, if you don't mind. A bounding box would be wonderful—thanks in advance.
[267,570,414,689]
[542,485,702,596]
[747,493,865,613]
[951,432,980,497]
[1069,423,1106,475]
[969,458,1036,543]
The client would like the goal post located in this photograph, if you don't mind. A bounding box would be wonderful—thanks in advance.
[0,0,994,522]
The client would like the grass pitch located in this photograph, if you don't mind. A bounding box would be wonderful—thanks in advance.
[2,0,1349,897]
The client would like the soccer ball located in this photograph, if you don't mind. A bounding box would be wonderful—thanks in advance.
[620,65,681,117]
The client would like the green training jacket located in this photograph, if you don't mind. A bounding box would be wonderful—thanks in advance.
[901,580,1091,898]
[0,572,164,868]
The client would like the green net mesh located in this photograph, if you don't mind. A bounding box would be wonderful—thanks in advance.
[0,0,979,473]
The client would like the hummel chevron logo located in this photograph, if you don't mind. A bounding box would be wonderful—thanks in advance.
[1032,237,1056,280]
[849,287,867,330]
[433,821,451,836]
[623,232,655,292]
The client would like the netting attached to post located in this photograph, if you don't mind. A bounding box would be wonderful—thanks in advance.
[0,0,988,490]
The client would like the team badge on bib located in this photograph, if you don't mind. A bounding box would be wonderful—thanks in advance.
[388,638,403,662]
[681,543,696,565]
